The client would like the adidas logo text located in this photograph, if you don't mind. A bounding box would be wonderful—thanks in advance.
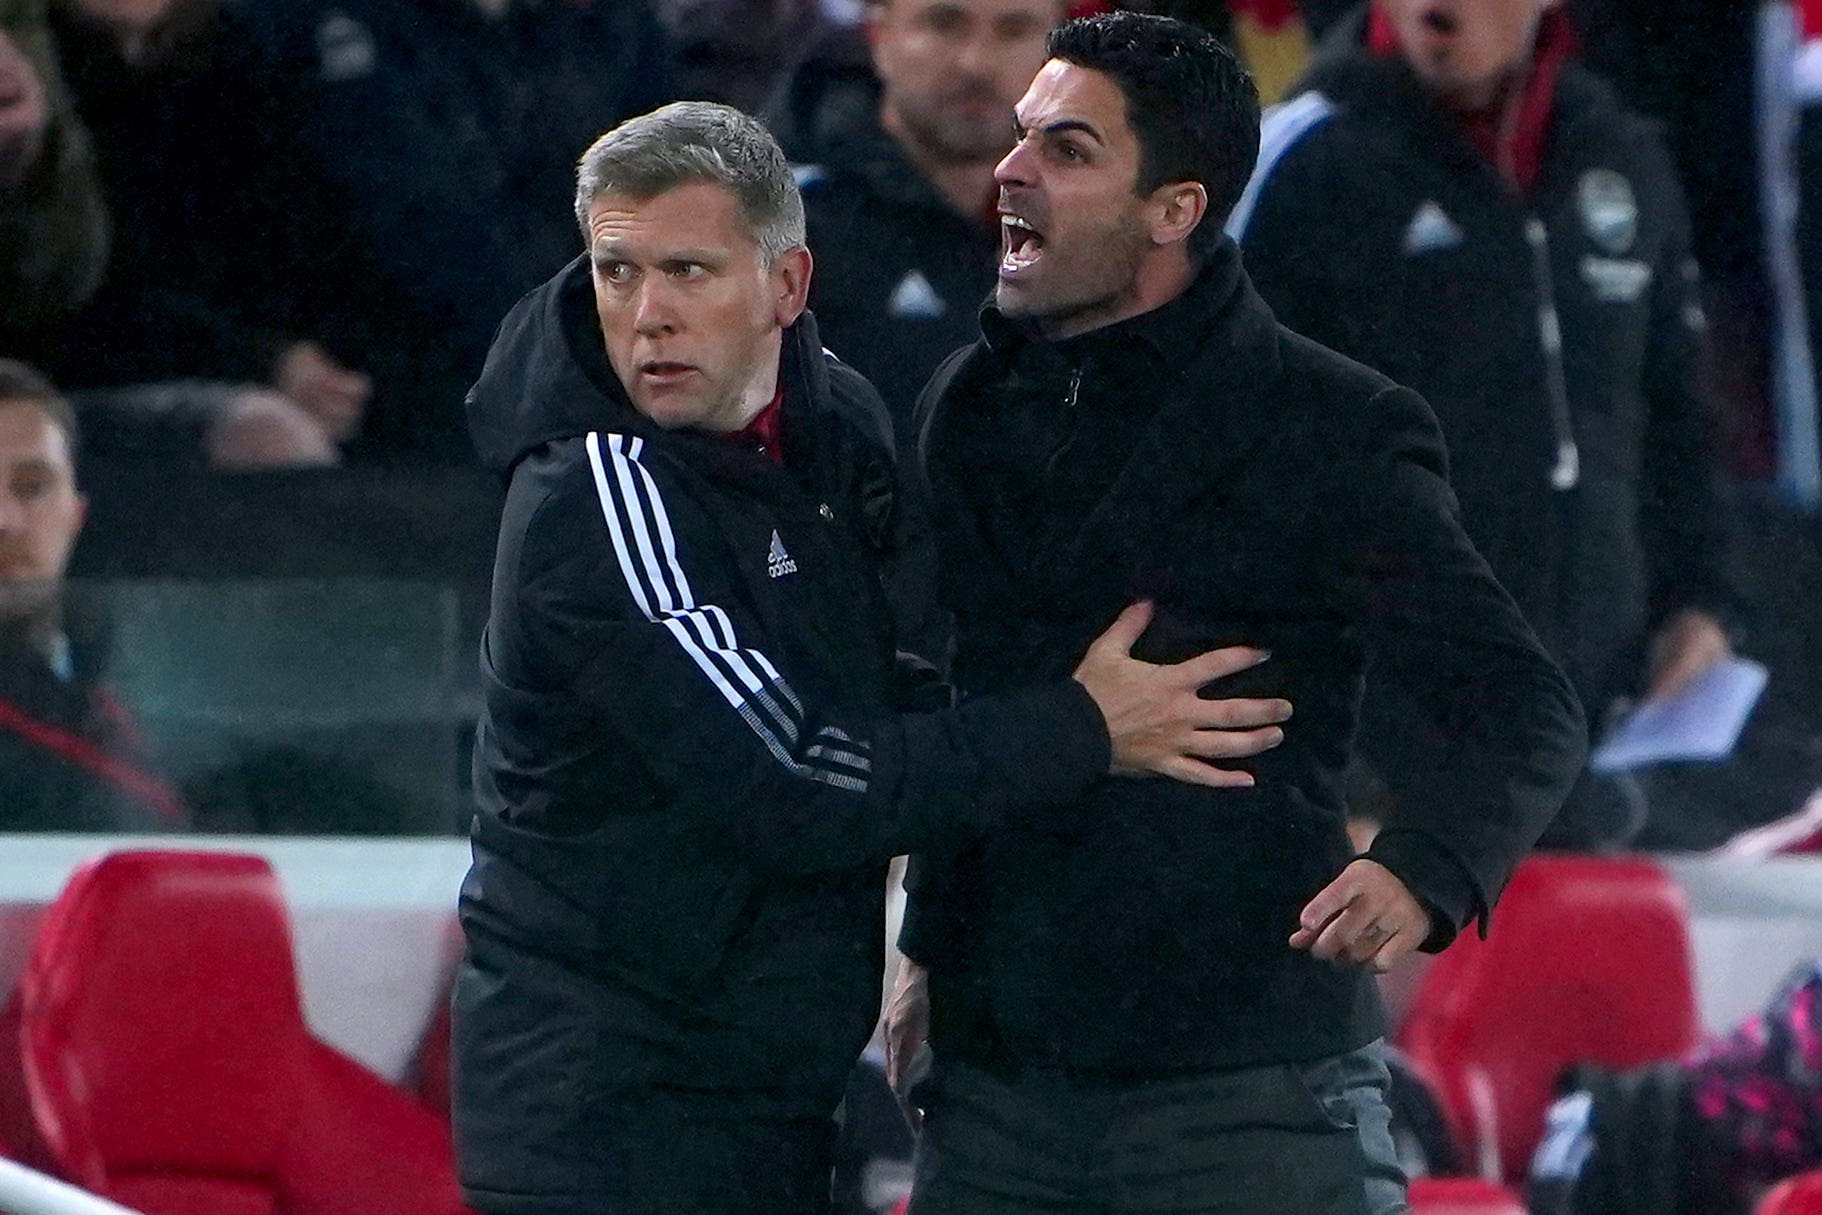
[767,530,798,578]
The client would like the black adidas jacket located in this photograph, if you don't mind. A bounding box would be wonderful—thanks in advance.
[452,259,1109,1212]
[1230,26,1729,712]
[902,245,1586,1077]
[766,44,999,441]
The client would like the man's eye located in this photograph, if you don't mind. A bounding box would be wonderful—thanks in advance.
[670,263,707,280]
[12,479,49,501]
[601,261,635,284]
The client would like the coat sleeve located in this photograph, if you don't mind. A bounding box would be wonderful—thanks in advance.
[1637,149,1733,630]
[523,431,1111,877]
[1327,386,1588,947]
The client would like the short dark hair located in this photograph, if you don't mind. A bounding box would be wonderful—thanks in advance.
[0,359,78,455]
[1046,11,1259,260]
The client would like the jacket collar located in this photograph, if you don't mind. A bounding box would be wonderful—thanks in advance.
[937,240,1287,603]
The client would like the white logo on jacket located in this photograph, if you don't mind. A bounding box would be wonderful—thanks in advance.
[1580,256,1653,303]
[1578,169,1639,254]
[888,271,947,320]
[767,531,798,579]
[1403,200,1465,256]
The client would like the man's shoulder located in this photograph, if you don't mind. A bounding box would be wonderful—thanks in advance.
[1266,324,1446,451]
[1274,325,1399,404]
[1227,89,1390,241]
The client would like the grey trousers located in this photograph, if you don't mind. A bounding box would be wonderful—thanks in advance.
[906,1041,1410,1215]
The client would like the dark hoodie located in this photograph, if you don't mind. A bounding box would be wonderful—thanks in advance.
[766,39,1000,440]
[1230,7,1729,718]
[452,258,1109,1211]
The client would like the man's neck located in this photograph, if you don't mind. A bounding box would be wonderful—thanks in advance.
[1036,249,1199,343]
[706,333,785,435]
[881,107,1000,222]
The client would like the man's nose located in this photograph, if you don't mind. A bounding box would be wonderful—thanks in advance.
[632,280,679,336]
[995,137,1033,187]
[955,29,994,77]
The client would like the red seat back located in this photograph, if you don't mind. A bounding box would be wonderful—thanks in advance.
[14,850,469,1215]
[1760,1173,1822,1215]
[1396,854,1701,1182]
[22,851,306,1207]
[1407,1177,1527,1214]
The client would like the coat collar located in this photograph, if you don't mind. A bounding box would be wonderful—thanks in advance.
[934,239,1287,604]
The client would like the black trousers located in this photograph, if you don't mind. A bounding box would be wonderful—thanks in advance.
[465,1107,835,1215]
[906,1041,1409,1215]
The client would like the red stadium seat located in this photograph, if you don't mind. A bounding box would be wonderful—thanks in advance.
[10,849,471,1215]
[1407,1177,1528,1214]
[1760,1172,1822,1215]
[1396,854,1701,1183]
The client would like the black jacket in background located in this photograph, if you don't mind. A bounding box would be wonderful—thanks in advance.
[453,260,1109,1213]
[232,0,677,461]
[766,41,999,441]
[1232,30,1729,714]
[0,609,181,832]
[47,5,342,391]
[902,244,1585,1077]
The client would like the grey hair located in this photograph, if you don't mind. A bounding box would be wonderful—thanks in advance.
[574,102,806,265]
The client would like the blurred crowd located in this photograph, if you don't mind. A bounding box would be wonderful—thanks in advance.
[0,0,1818,842]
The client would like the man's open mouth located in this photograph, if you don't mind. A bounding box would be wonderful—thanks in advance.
[640,361,696,381]
[1000,214,1045,276]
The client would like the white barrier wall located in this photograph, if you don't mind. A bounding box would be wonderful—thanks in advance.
[0,839,1819,1080]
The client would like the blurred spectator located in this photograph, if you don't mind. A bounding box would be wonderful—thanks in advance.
[233,0,678,461]
[44,0,369,453]
[658,0,838,113]
[0,359,186,831]
[0,0,108,350]
[1232,0,1735,847]
[768,0,1063,437]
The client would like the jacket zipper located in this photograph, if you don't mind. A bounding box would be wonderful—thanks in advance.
[1040,365,1085,483]
[1524,216,1581,491]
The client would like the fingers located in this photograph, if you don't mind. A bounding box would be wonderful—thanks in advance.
[1184,696,1293,731]
[1305,898,1385,964]
[1157,757,1256,790]
[1088,600,1154,660]
[1290,861,1431,970]
[1174,644,1272,688]
[1295,871,1356,944]
[1179,724,1284,761]
[1366,928,1418,974]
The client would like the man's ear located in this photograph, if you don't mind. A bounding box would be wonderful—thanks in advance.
[1147,181,1208,250]
[774,245,813,327]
